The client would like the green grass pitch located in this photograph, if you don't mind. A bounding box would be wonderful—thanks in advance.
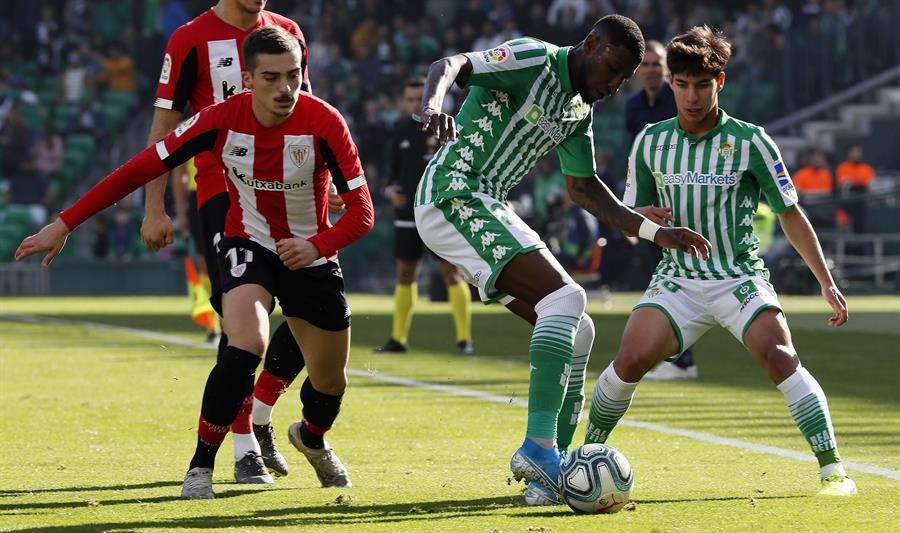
[1,294,898,532]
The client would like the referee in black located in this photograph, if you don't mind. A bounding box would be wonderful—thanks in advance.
[624,40,697,380]
[374,78,474,355]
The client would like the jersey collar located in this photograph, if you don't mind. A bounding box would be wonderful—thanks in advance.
[557,46,575,95]
[678,108,731,143]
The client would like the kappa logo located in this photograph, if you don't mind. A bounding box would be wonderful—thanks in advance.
[481,46,509,64]
[159,53,172,84]
[289,144,310,168]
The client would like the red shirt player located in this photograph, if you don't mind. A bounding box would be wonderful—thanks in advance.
[142,1,316,486]
[17,27,373,499]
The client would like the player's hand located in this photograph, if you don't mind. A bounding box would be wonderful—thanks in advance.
[821,283,848,327]
[421,107,457,145]
[654,227,712,261]
[276,237,320,270]
[14,218,70,267]
[385,185,407,208]
[141,210,175,251]
[634,206,674,226]
[328,181,345,214]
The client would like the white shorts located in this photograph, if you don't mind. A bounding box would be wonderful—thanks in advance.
[414,193,546,304]
[634,273,783,355]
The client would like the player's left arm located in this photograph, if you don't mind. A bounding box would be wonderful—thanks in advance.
[748,129,847,326]
[777,206,848,327]
[278,105,374,270]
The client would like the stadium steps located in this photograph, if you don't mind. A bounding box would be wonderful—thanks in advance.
[772,80,900,165]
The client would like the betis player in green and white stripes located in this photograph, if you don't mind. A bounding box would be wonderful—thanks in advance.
[415,15,712,506]
[584,25,857,496]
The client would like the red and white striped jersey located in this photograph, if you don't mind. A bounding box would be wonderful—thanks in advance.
[61,92,373,263]
[154,8,310,205]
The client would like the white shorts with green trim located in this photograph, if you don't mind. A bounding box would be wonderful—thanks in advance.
[414,193,546,304]
[633,273,782,356]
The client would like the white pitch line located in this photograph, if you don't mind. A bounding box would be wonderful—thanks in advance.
[3,312,899,481]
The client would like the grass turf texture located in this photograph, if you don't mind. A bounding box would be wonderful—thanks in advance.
[1,294,898,532]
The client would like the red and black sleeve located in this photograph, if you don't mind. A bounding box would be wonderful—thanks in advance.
[60,110,221,230]
[154,26,198,112]
[307,104,374,257]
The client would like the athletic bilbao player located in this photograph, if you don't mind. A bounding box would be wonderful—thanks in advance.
[16,26,374,499]
[141,0,314,484]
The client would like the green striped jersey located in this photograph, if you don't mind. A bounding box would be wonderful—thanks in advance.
[415,38,596,207]
[624,110,798,279]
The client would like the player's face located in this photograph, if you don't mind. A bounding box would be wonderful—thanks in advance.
[403,85,424,117]
[579,41,640,104]
[671,71,725,129]
[231,0,266,14]
[244,51,303,119]
[638,49,666,91]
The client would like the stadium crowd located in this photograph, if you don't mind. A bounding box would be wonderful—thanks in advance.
[0,0,890,285]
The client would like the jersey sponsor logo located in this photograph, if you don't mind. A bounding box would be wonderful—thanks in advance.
[655,171,738,187]
[159,53,172,84]
[174,113,200,137]
[718,142,734,159]
[221,80,238,100]
[732,279,760,311]
[652,143,679,151]
[229,146,248,157]
[481,45,509,64]
[231,166,307,191]
[524,104,565,144]
[289,144,310,168]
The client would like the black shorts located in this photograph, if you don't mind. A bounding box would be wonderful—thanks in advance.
[217,237,351,331]
[395,224,427,261]
[198,192,229,315]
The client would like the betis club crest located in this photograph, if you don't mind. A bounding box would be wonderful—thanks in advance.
[289,144,310,168]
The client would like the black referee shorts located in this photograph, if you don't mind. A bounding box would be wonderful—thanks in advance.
[394,223,426,261]
[217,236,351,332]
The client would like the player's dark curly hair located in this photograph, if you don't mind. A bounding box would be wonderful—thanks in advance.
[590,14,645,62]
[243,26,302,72]
[667,25,732,77]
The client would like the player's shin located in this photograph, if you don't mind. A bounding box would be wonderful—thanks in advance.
[190,346,261,469]
[252,321,304,425]
[527,285,585,445]
[556,314,594,452]
[777,365,846,478]
[298,377,344,449]
[585,362,638,444]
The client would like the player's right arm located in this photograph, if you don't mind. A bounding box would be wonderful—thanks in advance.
[15,109,222,266]
[142,26,200,251]
[421,54,471,144]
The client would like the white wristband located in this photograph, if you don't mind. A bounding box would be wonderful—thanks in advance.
[638,218,663,242]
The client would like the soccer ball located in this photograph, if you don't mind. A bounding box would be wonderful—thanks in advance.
[560,443,634,514]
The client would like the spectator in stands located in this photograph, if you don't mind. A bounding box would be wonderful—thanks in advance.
[5,159,53,228]
[793,149,835,198]
[98,42,137,100]
[472,20,501,52]
[68,96,108,141]
[836,144,875,233]
[0,102,32,176]
[35,5,63,75]
[625,40,676,139]
[529,158,566,231]
[60,50,91,104]
[31,121,64,180]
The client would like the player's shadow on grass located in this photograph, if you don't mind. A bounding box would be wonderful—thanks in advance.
[0,480,182,497]
[0,487,292,512]
[11,494,524,531]
[516,494,809,517]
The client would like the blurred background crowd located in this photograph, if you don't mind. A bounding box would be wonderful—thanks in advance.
[1,0,898,294]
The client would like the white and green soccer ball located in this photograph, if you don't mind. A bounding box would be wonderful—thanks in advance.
[560,443,634,514]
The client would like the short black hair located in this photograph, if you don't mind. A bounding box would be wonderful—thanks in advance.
[243,26,302,72]
[667,25,732,77]
[590,14,645,62]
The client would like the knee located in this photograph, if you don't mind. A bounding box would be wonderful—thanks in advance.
[311,372,347,396]
[228,334,267,357]
[763,344,799,379]
[536,283,586,318]
[615,344,656,381]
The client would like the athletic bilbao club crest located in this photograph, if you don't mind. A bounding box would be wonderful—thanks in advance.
[231,263,247,278]
[289,144,310,168]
